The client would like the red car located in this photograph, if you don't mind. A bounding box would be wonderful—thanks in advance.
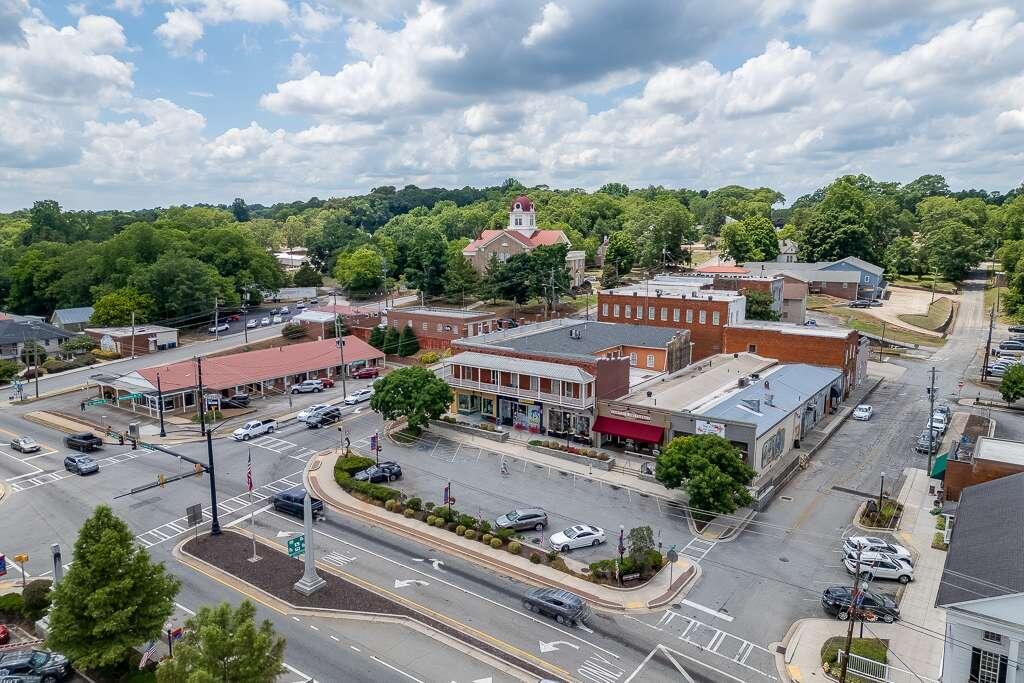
[226,314,241,322]
[319,377,335,388]
[0,623,9,645]
[352,367,380,379]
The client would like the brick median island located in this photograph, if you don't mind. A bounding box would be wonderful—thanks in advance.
[183,531,560,682]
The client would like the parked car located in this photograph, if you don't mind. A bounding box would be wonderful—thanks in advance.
[246,319,258,329]
[351,366,380,379]
[319,377,335,388]
[1009,325,1024,334]
[64,432,102,452]
[297,403,330,423]
[271,487,324,519]
[548,524,606,552]
[844,551,914,584]
[63,454,99,475]
[260,316,270,326]
[803,319,818,326]
[221,393,250,409]
[9,436,40,453]
[306,407,342,429]
[849,300,871,308]
[208,323,229,333]
[226,314,240,322]
[521,588,590,627]
[270,308,279,315]
[0,649,72,681]
[852,405,873,421]
[272,315,283,324]
[915,429,940,454]
[843,536,912,562]
[280,306,290,315]
[934,404,952,420]
[353,461,402,483]
[296,301,306,310]
[495,508,548,532]
[992,347,1024,358]
[869,300,883,307]
[999,340,1024,351]
[309,297,320,305]
[291,379,324,394]
[232,419,277,441]
[986,365,1008,377]
[821,586,899,623]
[929,412,948,435]
[344,387,374,404]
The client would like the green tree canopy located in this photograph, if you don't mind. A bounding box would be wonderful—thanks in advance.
[1000,365,1024,403]
[90,287,156,327]
[369,366,453,432]
[398,325,420,356]
[404,225,448,296]
[292,263,323,287]
[333,245,384,298]
[47,505,180,670]
[442,239,479,302]
[155,601,285,683]
[745,290,780,321]
[603,231,636,277]
[655,434,755,515]
[529,243,572,308]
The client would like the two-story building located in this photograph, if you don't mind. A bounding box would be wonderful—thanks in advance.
[0,319,73,361]
[744,256,886,300]
[385,307,499,351]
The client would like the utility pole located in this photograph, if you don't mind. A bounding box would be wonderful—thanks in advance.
[982,305,995,381]
[838,546,862,683]
[927,366,937,476]
[33,340,40,399]
[213,299,220,339]
[195,355,221,536]
[335,315,348,400]
[129,310,136,359]
[157,373,166,438]
[242,305,248,344]
[878,321,887,362]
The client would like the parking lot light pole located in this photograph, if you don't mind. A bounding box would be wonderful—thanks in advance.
[878,472,885,522]
[157,373,166,438]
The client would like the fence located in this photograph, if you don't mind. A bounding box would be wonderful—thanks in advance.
[837,650,939,683]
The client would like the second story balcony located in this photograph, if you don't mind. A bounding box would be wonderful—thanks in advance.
[441,351,595,411]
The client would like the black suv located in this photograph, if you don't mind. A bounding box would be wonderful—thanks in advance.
[0,650,71,682]
[821,586,899,623]
[353,461,402,483]
[306,406,342,429]
[271,487,325,519]
[522,588,590,626]
[221,393,250,408]
[64,432,103,452]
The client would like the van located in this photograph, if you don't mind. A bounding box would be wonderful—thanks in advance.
[271,487,325,519]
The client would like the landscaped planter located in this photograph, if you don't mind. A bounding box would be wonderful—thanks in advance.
[527,443,615,471]
[430,419,509,442]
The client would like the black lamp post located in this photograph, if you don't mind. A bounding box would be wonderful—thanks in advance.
[157,373,167,438]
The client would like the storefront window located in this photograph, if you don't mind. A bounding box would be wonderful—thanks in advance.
[481,397,494,416]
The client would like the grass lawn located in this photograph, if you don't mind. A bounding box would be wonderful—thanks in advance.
[808,294,841,311]
[983,279,1015,324]
[821,637,888,683]
[690,249,715,266]
[889,274,958,294]
[897,297,953,331]
[826,305,945,347]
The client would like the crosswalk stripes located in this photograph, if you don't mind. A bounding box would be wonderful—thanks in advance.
[679,537,716,562]
[642,612,776,680]
[7,447,152,492]
[249,436,297,453]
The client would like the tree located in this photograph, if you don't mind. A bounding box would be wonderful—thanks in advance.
[281,322,308,340]
[368,325,385,349]
[654,434,755,515]
[884,237,922,276]
[719,221,757,263]
[603,231,635,277]
[0,359,20,382]
[529,243,571,309]
[745,290,780,321]
[231,198,251,222]
[405,226,448,297]
[129,255,238,320]
[20,340,46,367]
[369,366,453,433]
[59,335,98,357]
[292,263,323,287]
[398,325,420,356]
[925,219,982,281]
[381,325,401,355]
[22,579,52,620]
[47,505,179,670]
[627,526,655,566]
[334,246,384,298]
[443,242,479,303]
[1000,365,1024,403]
[687,464,753,516]
[155,601,285,683]
[90,287,157,327]
[490,253,532,304]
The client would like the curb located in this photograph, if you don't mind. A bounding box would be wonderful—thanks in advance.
[304,456,699,612]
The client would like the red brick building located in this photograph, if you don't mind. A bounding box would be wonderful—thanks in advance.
[306,304,382,342]
[386,307,499,351]
[944,437,1024,501]
[85,325,179,356]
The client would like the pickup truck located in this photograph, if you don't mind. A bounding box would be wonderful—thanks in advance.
[65,432,104,452]
[232,419,277,441]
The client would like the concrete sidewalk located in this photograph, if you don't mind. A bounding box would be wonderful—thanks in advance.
[778,467,945,682]
[304,451,700,612]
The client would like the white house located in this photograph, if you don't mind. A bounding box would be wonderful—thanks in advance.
[935,472,1024,683]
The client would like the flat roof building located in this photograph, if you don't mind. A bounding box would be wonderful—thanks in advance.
[85,325,179,357]
[945,436,1024,502]
[387,306,499,351]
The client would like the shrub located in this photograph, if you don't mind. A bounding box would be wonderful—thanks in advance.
[22,579,52,620]
[335,455,375,478]
[384,499,397,511]
[425,501,435,511]
[477,520,492,535]
[530,553,541,564]
[42,358,73,373]
[456,525,467,536]
[482,533,493,544]
[546,550,559,562]
[0,360,20,382]
[0,593,25,619]
[434,518,446,528]
[490,537,504,549]
[403,508,416,518]
[495,528,515,542]
[406,497,422,512]
[90,349,121,360]
[464,529,477,540]
[458,514,477,530]
[420,351,441,365]
[426,515,436,525]
[507,541,522,554]
[446,522,458,532]
[281,322,308,340]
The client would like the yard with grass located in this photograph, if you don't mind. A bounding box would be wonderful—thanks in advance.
[897,297,954,331]
[821,637,888,683]
[984,278,1015,324]
[889,274,958,294]
[826,306,945,347]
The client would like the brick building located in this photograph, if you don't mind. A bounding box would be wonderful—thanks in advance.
[944,436,1024,502]
[445,319,690,440]
[304,304,382,342]
[85,325,179,357]
[386,307,498,350]
[689,271,785,313]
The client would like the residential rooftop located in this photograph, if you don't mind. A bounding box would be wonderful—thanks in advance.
[974,436,1024,467]
[456,318,685,360]
[602,282,745,301]
[51,307,95,325]
[622,352,777,411]
[743,262,862,282]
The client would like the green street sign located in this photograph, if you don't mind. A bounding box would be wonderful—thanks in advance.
[287,535,305,558]
[85,398,108,406]
[117,393,143,401]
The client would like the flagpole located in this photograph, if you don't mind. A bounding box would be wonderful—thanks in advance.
[247,448,260,563]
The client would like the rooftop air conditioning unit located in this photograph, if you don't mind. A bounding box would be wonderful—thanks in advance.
[738,377,749,387]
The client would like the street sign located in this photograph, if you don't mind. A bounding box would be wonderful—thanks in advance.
[117,393,143,401]
[288,535,306,558]
[666,548,679,563]
[86,398,108,406]
[14,554,28,563]
[186,504,203,527]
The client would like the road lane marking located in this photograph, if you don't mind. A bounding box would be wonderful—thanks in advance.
[371,655,424,683]
[680,600,734,622]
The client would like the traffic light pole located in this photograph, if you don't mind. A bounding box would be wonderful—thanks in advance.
[206,427,221,535]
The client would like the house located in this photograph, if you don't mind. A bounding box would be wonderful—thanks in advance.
[386,307,499,351]
[309,304,382,342]
[743,256,886,300]
[50,307,95,333]
[935,472,1024,683]
[445,318,690,440]
[84,325,179,357]
[462,196,586,287]
[944,436,1024,502]
[274,248,309,270]
[777,239,798,263]
[0,319,73,361]
[90,335,384,417]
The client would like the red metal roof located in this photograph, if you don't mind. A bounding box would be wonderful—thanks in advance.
[592,416,664,444]
[463,228,567,253]
[137,336,383,392]
[529,230,565,246]
[697,265,750,274]
[510,195,534,212]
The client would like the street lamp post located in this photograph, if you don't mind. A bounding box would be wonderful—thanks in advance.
[878,472,885,522]
[156,373,167,438]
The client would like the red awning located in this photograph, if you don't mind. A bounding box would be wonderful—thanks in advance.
[592,416,664,444]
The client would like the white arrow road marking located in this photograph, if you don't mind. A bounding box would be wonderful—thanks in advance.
[473,678,493,683]
[354,407,363,414]
[394,579,430,588]
[539,640,581,654]
[277,530,299,537]
[411,557,445,570]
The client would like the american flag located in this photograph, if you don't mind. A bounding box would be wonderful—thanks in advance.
[138,640,158,668]
[246,451,253,492]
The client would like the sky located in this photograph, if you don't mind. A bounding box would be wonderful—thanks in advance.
[2,0,1024,211]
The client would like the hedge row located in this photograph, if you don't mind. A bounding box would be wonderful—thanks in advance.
[334,456,402,503]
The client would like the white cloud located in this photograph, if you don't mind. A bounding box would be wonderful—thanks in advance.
[187,90,213,97]
[804,0,996,33]
[996,110,1024,134]
[293,2,342,33]
[291,122,378,145]
[67,3,88,17]
[286,51,312,77]
[194,0,289,24]
[154,9,203,58]
[111,0,142,16]
[522,2,570,47]
[723,40,816,116]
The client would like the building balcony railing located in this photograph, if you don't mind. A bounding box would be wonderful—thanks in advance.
[441,369,593,410]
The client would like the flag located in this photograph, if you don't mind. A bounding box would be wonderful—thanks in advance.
[370,432,378,452]
[170,627,184,641]
[139,640,158,668]
[443,483,450,505]
[246,451,253,492]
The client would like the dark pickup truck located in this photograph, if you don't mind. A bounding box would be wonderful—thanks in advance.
[65,432,103,452]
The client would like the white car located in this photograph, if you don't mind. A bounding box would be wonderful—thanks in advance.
[843,536,912,562]
[844,551,914,584]
[852,405,873,421]
[280,306,290,314]
[344,387,374,404]
[929,413,948,435]
[297,403,330,423]
[246,319,257,329]
[273,315,283,324]
[208,323,229,333]
[260,316,271,326]
[548,524,606,552]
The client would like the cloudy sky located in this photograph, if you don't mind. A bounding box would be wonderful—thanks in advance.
[2,0,1023,211]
